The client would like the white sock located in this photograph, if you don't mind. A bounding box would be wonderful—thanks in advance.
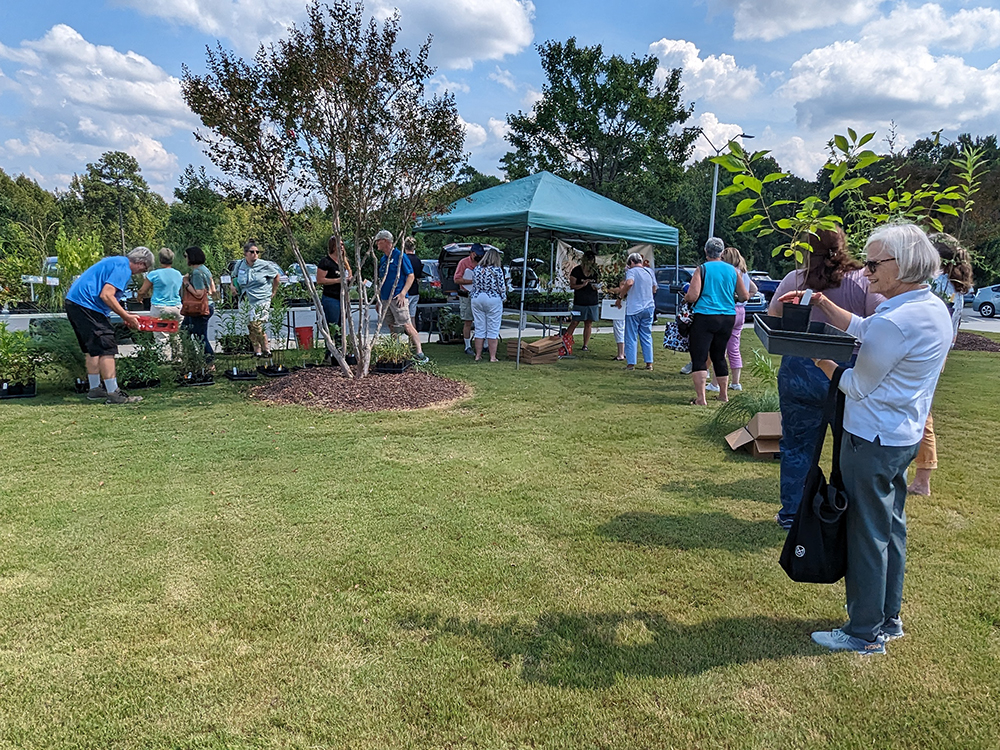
[464,338,471,348]
[88,374,101,389]
[104,377,119,394]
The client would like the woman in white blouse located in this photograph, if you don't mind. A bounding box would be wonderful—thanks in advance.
[779,223,953,656]
[470,247,507,362]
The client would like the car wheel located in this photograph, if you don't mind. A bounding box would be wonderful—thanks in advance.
[980,302,996,318]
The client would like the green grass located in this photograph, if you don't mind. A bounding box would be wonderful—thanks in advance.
[1,335,998,749]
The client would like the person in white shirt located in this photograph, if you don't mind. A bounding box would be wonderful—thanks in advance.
[779,223,953,656]
[610,252,657,371]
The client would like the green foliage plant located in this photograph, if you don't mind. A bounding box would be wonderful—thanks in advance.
[115,332,163,387]
[169,329,209,381]
[0,322,38,384]
[371,334,412,364]
[29,319,86,379]
[711,349,780,434]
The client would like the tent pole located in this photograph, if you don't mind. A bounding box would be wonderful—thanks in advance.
[550,239,554,285]
[516,228,530,369]
[675,241,680,311]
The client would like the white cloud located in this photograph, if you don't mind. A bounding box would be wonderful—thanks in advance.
[522,87,543,110]
[650,39,761,102]
[459,116,488,148]
[861,3,1000,52]
[0,25,192,193]
[765,131,829,179]
[487,117,509,142]
[689,112,751,162]
[429,74,470,95]
[718,0,875,42]
[489,66,517,91]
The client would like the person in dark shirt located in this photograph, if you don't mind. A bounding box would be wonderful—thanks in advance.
[404,236,423,321]
[316,236,352,332]
[565,250,600,351]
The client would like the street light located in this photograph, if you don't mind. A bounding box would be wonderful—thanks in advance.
[703,131,754,239]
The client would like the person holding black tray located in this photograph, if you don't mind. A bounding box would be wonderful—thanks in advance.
[768,227,882,530]
[779,223,953,656]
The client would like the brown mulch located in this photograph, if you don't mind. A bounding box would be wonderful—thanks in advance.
[249,367,470,412]
[953,331,1000,353]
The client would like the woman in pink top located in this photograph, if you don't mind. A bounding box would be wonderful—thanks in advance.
[769,227,883,529]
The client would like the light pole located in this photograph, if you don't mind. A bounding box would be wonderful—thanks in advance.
[703,131,753,239]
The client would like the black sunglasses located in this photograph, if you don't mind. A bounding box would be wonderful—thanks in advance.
[864,257,894,274]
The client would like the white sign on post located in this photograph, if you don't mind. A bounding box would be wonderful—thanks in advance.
[45,277,59,286]
[21,275,43,284]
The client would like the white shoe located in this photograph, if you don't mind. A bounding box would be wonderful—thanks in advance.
[730,383,743,391]
[705,383,720,392]
[680,362,692,374]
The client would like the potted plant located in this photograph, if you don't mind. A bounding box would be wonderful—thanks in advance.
[437,310,464,344]
[169,329,214,386]
[258,292,291,376]
[115,332,163,389]
[29,319,88,391]
[371,334,412,374]
[0,322,39,398]
[282,281,310,308]
[218,310,257,380]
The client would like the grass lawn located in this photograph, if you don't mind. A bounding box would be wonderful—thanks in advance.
[1,332,998,749]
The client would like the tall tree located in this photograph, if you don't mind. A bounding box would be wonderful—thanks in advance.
[502,37,698,217]
[162,165,226,252]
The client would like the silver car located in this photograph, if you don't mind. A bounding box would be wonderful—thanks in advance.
[973,284,1000,318]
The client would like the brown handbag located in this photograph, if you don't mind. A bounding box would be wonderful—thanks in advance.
[180,276,210,316]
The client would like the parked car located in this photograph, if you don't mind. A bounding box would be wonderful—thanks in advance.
[744,291,768,314]
[965,288,976,307]
[287,263,318,283]
[421,259,441,288]
[974,284,1000,317]
[653,266,694,315]
[438,243,505,294]
[506,257,541,292]
[748,271,780,301]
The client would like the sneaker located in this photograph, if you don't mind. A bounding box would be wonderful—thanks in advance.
[879,617,905,642]
[705,382,720,392]
[464,346,475,356]
[730,383,743,391]
[86,385,108,401]
[413,352,429,364]
[105,389,142,405]
[680,362,693,375]
[811,628,885,655]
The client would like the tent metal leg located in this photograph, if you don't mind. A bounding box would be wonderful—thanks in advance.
[516,228,530,370]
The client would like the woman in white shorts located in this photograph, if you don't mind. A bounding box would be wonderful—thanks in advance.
[470,247,507,362]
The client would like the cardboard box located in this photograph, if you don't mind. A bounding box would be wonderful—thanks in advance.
[725,411,782,459]
[506,335,564,364]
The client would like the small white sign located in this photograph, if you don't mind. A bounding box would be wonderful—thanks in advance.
[221,275,232,284]
[45,277,59,286]
[21,275,43,284]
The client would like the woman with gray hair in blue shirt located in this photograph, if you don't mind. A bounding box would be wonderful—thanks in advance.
[779,223,953,656]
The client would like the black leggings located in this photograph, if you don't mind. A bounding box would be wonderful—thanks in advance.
[689,313,735,376]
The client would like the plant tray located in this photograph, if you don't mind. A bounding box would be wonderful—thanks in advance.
[121,378,161,390]
[225,370,258,381]
[1,380,37,399]
[753,314,857,360]
[136,316,180,333]
[258,365,291,377]
[373,361,412,374]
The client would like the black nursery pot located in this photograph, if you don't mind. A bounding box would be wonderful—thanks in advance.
[782,303,812,332]
[73,378,89,394]
[372,360,412,375]
[1,380,37,399]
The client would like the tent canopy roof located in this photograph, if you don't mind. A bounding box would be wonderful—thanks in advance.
[415,171,678,246]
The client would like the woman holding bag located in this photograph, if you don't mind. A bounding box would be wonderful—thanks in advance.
[181,246,216,360]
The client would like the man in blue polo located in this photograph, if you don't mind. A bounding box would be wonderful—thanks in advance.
[65,246,155,404]
[375,229,428,363]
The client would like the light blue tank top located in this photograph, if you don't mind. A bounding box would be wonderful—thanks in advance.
[693,261,738,315]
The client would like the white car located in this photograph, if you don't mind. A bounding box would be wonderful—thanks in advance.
[973,284,1000,318]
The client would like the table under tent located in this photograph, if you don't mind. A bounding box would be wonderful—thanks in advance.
[414,171,680,366]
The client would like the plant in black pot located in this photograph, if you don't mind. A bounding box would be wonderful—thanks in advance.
[437,311,464,344]
[371,334,412,374]
[29,318,87,391]
[0,322,39,399]
[219,310,257,379]
[170,329,214,386]
[116,332,164,390]
[259,293,290,376]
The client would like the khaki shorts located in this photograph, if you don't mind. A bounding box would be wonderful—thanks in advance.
[458,294,473,321]
[384,298,412,328]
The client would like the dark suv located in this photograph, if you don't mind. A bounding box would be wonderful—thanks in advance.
[653,266,694,314]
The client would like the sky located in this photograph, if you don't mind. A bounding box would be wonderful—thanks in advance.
[2,0,1000,200]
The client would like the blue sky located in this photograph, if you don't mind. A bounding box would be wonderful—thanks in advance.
[2,0,999,199]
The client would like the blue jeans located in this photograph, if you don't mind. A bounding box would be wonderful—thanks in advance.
[182,304,214,358]
[840,431,919,642]
[625,307,654,366]
[320,296,341,331]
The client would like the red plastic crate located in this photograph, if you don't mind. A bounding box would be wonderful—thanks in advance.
[135,316,180,333]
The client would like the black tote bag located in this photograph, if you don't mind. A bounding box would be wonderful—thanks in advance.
[779,366,850,584]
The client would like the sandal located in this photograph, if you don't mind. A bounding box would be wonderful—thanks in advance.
[688,398,707,405]
[611,355,625,361]
[623,364,635,371]
[644,363,653,371]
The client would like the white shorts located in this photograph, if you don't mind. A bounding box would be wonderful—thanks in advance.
[613,318,625,344]
[471,294,503,340]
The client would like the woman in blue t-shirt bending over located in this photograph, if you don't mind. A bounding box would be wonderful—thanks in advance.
[684,237,749,405]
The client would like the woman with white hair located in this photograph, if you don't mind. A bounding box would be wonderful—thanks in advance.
[684,237,749,404]
[610,252,657,370]
[779,223,953,655]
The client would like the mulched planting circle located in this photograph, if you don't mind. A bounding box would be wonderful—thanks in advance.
[953,331,1000,353]
[249,367,470,412]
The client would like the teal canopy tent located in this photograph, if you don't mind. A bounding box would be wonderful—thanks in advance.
[415,171,680,366]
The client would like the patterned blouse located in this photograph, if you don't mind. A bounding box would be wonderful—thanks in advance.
[471,266,507,300]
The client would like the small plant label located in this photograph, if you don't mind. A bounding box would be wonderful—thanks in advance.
[233,366,238,375]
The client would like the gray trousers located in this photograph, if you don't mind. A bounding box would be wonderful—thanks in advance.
[840,431,920,642]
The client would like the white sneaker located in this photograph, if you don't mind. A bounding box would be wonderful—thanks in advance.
[705,383,720,392]
[680,362,692,375]
[730,383,743,392]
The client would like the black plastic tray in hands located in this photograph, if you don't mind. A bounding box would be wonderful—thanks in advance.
[753,314,857,360]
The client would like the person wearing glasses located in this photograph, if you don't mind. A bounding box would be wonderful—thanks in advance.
[779,223,953,655]
[768,227,883,530]
[233,240,281,357]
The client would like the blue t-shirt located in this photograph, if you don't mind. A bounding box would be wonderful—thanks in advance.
[693,261,739,316]
[377,249,413,300]
[66,256,133,315]
[146,268,183,307]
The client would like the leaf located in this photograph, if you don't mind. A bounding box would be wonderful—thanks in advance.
[734,198,758,216]
[855,155,881,171]
[829,177,869,199]
[767,199,796,207]
[847,127,857,142]
[757,228,774,237]
[935,204,959,216]
[775,218,794,229]
[868,196,887,205]
[830,162,849,187]
[713,154,746,173]
[834,134,849,153]
[737,215,765,232]
[762,173,788,184]
[717,184,746,196]
[729,140,745,157]
[742,176,763,194]
[858,132,875,147]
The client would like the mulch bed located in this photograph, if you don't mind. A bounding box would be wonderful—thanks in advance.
[249,367,470,412]
[953,331,1000,353]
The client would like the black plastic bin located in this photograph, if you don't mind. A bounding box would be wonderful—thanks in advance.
[753,314,857,360]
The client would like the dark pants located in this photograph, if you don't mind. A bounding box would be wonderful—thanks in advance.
[840,431,919,643]
[689,313,734,375]
[182,305,215,358]
[320,295,342,331]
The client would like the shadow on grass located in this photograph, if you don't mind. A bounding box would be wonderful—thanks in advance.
[660,476,781,504]
[400,610,827,687]
[597,511,784,552]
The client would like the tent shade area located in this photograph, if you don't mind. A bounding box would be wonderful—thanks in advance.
[415,171,679,367]
[415,171,679,246]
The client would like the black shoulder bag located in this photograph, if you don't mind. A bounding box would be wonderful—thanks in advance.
[676,265,702,336]
[779,366,850,584]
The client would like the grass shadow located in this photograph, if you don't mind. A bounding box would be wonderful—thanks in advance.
[400,610,829,688]
[597,511,784,552]
[660,476,781,504]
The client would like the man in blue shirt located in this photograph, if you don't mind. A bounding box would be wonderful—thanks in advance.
[65,246,155,404]
[375,229,428,363]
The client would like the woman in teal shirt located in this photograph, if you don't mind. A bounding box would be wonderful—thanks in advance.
[684,237,748,405]
[138,247,183,345]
